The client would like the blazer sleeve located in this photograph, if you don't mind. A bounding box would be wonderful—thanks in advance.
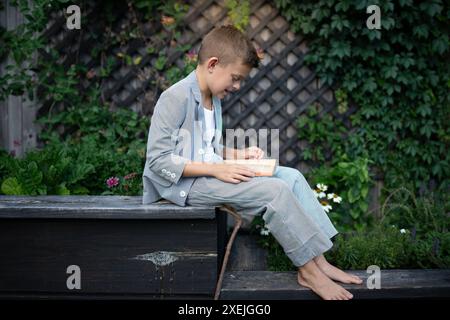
[146,91,190,185]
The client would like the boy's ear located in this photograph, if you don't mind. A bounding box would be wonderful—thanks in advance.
[207,57,219,71]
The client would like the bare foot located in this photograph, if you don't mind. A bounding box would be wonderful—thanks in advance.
[297,260,354,300]
[314,255,363,285]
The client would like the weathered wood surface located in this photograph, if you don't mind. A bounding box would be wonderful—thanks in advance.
[227,232,268,272]
[0,195,215,219]
[0,195,228,298]
[220,269,450,300]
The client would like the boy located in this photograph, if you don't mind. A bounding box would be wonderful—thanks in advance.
[142,25,362,300]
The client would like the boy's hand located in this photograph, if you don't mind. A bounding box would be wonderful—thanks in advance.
[212,164,256,184]
[243,146,264,159]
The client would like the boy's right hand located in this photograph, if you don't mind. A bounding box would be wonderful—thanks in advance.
[212,164,256,184]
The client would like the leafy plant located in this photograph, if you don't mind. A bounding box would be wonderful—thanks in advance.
[380,185,449,237]
[306,155,374,231]
[225,0,250,32]
[326,225,411,270]
[0,142,94,195]
[0,134,146,196]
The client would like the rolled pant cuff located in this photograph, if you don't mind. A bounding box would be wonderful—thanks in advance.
[286,232,334,267]
[323,226,339,240]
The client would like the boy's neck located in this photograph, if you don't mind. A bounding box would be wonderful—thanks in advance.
[195,67,213,110]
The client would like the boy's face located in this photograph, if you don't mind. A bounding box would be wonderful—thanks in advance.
[205,58,251,99]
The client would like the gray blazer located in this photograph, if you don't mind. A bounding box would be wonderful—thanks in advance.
[142,71,224,205]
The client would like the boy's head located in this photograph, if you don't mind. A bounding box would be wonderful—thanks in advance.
[197,25,259,99]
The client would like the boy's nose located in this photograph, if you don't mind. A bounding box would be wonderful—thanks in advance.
[232,82,240,91]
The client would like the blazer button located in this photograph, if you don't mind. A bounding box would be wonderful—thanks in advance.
[179,191,186,197]
[162,169,167,173]
[171,173,176,179]
[166,171,171,176]
[198,148,205,154]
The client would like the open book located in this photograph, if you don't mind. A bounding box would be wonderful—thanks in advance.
[223,159,277,176]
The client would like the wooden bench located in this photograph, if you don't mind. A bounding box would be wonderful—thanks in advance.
[0,195,228,299]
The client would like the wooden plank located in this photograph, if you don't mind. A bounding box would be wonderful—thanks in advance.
[0,292,212,300]
[227,232,268,272]
[220,270,450,300]
[0,218,218,296]
[0,196,216,219]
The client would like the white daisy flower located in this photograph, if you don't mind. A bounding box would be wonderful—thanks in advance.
[316,183,328,191]
[400,229,407,234]
[260,227,270,236]
[326,192,342,204]
[318,192,326,198]
[332,195,342,203]
[322,204,332,213]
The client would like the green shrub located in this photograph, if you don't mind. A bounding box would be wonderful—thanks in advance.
[380,186,449,235]
[326,225,409,270]
[306,155,374,231]
[0,134,145,196]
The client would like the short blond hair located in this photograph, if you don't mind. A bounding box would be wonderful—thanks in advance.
[198,25,259,68]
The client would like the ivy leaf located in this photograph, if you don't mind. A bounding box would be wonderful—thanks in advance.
[432,35,448,54]
[330,41,351,58]
[368,30,381,41]
[301,21,316,34]
[331,15,344,31]
[362,78,377,93]
[420,1,443,16]
[413,25,429,39]
[417,104,432,117]
[399,0,413,6]
[381,17,395,30]
[335,2,350,12]
[384,65,398,79]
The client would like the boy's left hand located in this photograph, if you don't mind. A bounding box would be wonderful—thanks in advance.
[244,146,264,159]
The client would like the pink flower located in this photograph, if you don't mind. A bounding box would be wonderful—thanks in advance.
[106,177,120,188]
[124,172,137,180]
[186,50,197,63]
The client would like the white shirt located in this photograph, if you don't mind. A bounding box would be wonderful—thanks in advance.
[203,107,216,162]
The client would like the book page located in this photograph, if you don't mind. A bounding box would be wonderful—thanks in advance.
[223,159,277,176]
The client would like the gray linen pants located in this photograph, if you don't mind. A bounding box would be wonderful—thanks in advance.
[186,165,338,267]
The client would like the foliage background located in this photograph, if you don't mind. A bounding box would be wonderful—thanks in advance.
[274,0,449,196]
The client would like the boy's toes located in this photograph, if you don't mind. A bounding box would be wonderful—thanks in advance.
[341,288,353,300]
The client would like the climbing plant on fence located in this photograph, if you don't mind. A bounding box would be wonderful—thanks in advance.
[0,0,195,195]
[275,0,449,195]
